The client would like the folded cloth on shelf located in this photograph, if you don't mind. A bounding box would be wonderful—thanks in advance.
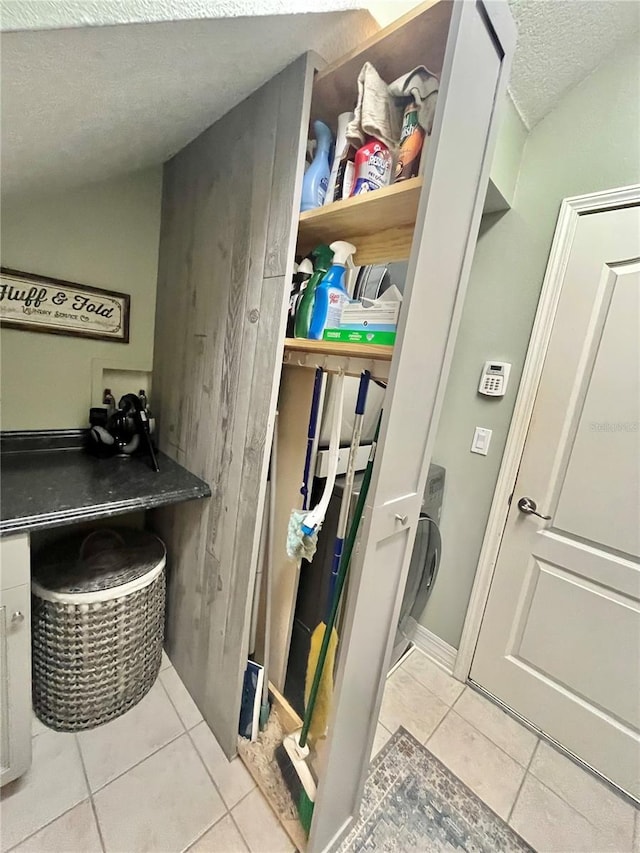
[388,65,440,135]
[346,62,404,152]
[346,63,440,154]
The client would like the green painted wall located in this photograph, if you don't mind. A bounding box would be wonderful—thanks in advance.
[485,95,528,212]
[421,40,640,648]
[1,169,162,429]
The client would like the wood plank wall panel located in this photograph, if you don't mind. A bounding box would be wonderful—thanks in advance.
[151,54,314,756]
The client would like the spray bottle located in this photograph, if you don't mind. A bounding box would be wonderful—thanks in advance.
[287,259,313,337]
[300,121,333,212]
[308,241,357,341]
[294,245,334,339]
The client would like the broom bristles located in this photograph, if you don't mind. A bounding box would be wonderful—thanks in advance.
[305,622,338,743]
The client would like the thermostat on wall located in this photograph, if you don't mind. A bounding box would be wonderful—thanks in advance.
[478,361,511,397]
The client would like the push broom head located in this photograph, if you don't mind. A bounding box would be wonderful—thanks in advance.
[274,731,317,835]
[305,623,338,743]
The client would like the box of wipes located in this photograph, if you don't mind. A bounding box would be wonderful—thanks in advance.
[322,285,402,346]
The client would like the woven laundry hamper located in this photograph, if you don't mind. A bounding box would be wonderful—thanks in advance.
[31,527,166,731]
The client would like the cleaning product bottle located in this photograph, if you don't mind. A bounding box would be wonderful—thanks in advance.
[286,259,313,337]
[332,146,356,202]
[294,244,334,338]
[394,102,425,182]
[324,112,354,205]
[300,121,333,212]
[351,137,393,195]
[308,241,356,341]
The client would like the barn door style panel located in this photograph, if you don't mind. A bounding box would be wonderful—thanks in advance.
[151,54,314,757]
[310,3,516,850]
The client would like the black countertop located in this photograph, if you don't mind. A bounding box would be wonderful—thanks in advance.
[0,432,211,536]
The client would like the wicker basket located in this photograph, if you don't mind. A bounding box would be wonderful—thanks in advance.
[31,528,166,731]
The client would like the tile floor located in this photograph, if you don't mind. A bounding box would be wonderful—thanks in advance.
[1,653,290,853]
[375,648,639,853]
[2,647,638,852]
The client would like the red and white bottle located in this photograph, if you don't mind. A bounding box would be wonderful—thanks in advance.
[350,137,393,195]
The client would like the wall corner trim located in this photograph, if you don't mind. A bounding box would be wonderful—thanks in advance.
[411,622,458,674]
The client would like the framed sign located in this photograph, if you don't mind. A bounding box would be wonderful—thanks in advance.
[0,268,130,343]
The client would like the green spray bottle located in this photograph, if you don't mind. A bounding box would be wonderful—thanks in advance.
[294,244,334,338]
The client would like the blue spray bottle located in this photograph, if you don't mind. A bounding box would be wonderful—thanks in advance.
[308,241,357,340]
[300,121,333,212]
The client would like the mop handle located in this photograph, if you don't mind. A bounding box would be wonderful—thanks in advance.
[300,411,382,747]
[300,368,324,511]
[327,372,370,616]
[262,411,278,708]
[301,373,344,535]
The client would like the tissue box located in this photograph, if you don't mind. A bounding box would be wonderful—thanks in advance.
[322,288,401,346]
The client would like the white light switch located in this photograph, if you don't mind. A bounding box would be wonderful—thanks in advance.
[471,427,492,455]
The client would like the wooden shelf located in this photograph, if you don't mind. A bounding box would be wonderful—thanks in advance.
[283,337,393,382]
[296,178,422,265]
[284,337,393,361]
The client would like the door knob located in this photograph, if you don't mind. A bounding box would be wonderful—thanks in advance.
[11,611,25,624]
[517,497,551,520]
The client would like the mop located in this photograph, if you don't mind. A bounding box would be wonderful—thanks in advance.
[276,408,382,835]
[305,371,371,743]
[287,372,345,562]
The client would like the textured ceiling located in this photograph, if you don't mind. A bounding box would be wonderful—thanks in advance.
[0,0,368,30]
[0,10,378,196]
[508,0,640,128]
[2,0,639,196]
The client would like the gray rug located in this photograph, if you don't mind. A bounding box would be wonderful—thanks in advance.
[338,727,533,853]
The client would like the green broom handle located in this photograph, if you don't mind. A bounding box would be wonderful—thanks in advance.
[300,411,382,747]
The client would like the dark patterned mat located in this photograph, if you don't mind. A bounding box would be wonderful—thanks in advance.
[338,727,533,853]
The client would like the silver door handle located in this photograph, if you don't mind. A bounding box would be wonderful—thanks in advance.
[517,497,551,520]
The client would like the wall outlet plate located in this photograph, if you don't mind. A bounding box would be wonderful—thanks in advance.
[471,426,492,455]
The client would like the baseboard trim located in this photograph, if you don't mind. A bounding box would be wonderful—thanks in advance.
[411,622,458,673]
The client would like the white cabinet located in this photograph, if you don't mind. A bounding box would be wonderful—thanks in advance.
[1,533,32,786]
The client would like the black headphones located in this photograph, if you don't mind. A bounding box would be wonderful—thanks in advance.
[89,393,158,471]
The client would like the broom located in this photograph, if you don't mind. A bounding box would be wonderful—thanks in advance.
[305,371,370,743]
[276,404,381,835]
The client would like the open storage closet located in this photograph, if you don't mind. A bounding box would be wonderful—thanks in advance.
[151,2,515,850]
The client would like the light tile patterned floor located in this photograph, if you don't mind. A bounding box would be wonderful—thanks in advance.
[374,648,639,853]
[2,648,638,852]
[0,653,292,853]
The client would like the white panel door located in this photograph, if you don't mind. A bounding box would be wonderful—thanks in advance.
[471,201,640,798]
